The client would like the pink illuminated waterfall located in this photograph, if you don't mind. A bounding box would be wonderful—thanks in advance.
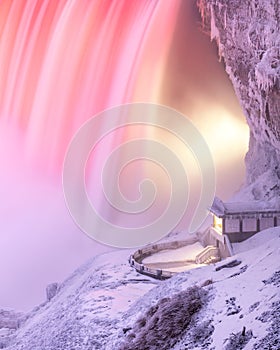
[0,0,180,168]
[0,0,183,310]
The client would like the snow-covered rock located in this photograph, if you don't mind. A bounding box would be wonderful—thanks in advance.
[0,309,26,349]
[1,229,280,349]
[46,283,60,302]
[0,309,25,330]
[1,250,158,350]
[198,0,280,200]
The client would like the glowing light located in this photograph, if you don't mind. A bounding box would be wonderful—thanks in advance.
[196,109,249,163]
[213,215,223,233]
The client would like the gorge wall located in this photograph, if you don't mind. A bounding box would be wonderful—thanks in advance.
[198,0,280,202]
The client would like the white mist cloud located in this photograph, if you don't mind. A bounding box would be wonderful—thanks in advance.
[0,121,113,311]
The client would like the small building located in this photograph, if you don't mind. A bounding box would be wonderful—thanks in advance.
[209,196,280,243]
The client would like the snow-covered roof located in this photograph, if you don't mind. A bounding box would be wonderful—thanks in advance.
[209,196,280,217]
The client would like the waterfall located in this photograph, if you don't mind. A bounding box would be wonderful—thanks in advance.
[0,0,182,310]
[0,0,180,168]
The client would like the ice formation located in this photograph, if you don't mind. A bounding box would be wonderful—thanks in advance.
[198,0,280,202]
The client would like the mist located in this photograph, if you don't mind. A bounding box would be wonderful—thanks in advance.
[0,0,249,311]
[0,122,113,311]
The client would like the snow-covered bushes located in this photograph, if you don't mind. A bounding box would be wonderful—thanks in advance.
[254,300,280,349]
[118,285,206,350]
[224,327,253,350]
[253,274,280,349]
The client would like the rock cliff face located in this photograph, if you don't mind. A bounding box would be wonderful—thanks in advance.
[198,0,280,201]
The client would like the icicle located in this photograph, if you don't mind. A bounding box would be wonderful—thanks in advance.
[197,0,207,28]
[255,47,279,92]
[210,4,223,60]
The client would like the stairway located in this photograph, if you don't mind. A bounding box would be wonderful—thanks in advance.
[195,245,221,264]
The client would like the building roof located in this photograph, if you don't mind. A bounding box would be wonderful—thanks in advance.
[209,196,280,217]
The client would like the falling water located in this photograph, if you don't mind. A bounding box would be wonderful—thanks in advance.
[0,0,180,167]
[0,0,248,310]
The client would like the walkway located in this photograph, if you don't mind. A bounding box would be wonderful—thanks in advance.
[142,241,205,273]
[129,237,221,279]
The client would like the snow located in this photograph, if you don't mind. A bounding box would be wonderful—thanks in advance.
[210,196,225,216]
[82,283,153,318]
[232,226,280,254]
[1,0,279,348]
[255,47,280,92]
[141,241,206,273]
[1,227,279,349]
[159,263,206,273]
[210,196,279,216]
[199,0,280,202]
[207,237,279,349]
[142,241,204,264]
[0,249,159,349]
[110,227,280,349]
[225,200,277,213]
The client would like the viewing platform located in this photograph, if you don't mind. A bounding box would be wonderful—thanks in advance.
[129,234,221,280]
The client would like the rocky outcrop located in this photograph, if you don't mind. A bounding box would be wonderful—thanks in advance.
[0,309,25,330]
[46,283,59,302]
[198,0,280,199]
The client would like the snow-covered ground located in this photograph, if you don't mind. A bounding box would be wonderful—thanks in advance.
[142,241,205,264]
[232,226,280,254]
[0,228,279,349]
[142,240,206,273]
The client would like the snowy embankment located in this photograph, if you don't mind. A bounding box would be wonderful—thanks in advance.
[1,228,280,349]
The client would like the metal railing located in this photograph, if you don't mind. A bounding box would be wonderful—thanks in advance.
[129,237,222,280]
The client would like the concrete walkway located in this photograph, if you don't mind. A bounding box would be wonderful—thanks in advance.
[141,241,206,273]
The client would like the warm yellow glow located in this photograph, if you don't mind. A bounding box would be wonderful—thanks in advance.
[193,108,249,164]
[213,215,223,233]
